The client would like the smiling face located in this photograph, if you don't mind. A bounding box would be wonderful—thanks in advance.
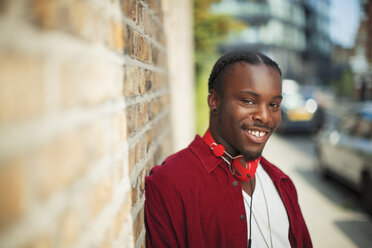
[208,62,282,161]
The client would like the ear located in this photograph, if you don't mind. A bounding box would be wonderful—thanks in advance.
[208,89,220,115]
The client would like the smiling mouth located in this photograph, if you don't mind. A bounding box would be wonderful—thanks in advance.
[242,128,271,143]
[247,129,266,137]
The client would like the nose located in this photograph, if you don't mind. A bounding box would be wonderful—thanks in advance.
[252,104,271,124]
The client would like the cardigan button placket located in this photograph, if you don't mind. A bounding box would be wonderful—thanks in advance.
[232,181,238,187]
[240,214,245,220]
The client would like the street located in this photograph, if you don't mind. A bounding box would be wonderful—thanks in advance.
[262,133,372,248]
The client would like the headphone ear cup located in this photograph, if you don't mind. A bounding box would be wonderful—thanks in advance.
[232,157,247,177]
[212,144,225,157]
[247,159,259,178]
[232,157,259,181]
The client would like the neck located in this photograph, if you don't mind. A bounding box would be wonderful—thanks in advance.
[208,125,239,157]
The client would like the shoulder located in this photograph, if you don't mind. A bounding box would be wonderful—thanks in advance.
[146,137,207,191]
[150,146,200,177]
[260,157,290,179]
[260,157,297,189]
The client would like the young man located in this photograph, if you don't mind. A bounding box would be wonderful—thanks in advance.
[145,51,312,247]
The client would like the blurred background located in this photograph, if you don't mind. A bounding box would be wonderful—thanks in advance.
[0,0,371,247]
[194,0,372,247]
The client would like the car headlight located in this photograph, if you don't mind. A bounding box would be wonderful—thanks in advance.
[305,99,317,113]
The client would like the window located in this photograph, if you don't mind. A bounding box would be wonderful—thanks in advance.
[338,115,358,135]
[354,117,372,140]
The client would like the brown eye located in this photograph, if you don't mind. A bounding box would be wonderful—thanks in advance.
[270,103,281,108]
[242,99,254,104]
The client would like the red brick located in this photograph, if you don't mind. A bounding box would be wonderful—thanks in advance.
[132,209,144,242]
[89,175,113,219]
[138,3,150,34]
[139,168,147,198]
[150,98,160,119]
[123,0,137,22]
[61,60,121,106]
[109,19,125,52]
[31,0,58,29]
[140,136,147,161]
[123,66,139,97]
[147,157,155,171]
[114,191,131,239]
[33,129,87,200]
[131,182,138,206]
[149,21,159,40]
[145,70,153,92]
[135,140,141,165]
[0,53,44,124]
[149,0,160,15]
[59,209,81,247]
[125,105,137,135]
[119,113,128,142]
[71,0,85,36]
[83,121,106,164]
[153,72,168,91]
[152,46,159,65]
[127,27,135,56]
[136,3,143,25]
[137,103,147,130]
[24,233,53,248]
[0,159,25,228]
[79,63,117,105]
[101,228,112,248]
[135,34,150,62]
[60,61,79,109]
[128,142,139,174]
[110,114,122,156]
[138,68,146,95]
[146,130,152,152]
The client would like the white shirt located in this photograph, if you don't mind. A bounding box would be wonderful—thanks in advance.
[242,164,291,248]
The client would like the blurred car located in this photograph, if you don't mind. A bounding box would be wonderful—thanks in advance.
[299,85,326,128]
[277,91,323,133]
[314,102,372,214]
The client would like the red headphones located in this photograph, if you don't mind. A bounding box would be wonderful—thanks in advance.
[202,129,260,181]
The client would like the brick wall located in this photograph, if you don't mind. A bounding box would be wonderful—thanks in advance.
[0,0,179,247]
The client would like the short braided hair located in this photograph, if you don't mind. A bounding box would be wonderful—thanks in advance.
[208,51,282,96]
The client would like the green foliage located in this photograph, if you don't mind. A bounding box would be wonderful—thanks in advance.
[195,55,219,135]
[193,0,245,73]
[193,0,245,133]
[332,66,354,98]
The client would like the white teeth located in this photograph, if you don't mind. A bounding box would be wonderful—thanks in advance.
[247,130,266,137]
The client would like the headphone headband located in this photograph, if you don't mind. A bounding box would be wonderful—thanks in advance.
[202,129,260,181]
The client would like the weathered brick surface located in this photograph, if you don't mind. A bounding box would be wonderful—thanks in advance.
[58,209,81,247]
[24,233,53,248]
[0,0,173,247]
[0,53,45,124]
[0,159,25,229]
[33,130,88,200]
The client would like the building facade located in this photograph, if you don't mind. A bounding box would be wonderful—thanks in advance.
[211,0,332,85]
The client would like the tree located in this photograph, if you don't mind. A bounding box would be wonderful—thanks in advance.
[193,0,244,75]
[193,0,245,133]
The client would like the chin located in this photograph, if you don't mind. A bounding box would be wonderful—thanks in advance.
[242,151,262,162]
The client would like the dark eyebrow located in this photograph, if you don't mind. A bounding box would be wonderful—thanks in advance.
[274,95,283,100]
[240,91,260,97]
[240,91,283,100]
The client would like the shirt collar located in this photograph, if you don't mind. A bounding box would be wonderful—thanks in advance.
[189,135,225,174]
[260,157,289,184]
[189,135,289,181]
